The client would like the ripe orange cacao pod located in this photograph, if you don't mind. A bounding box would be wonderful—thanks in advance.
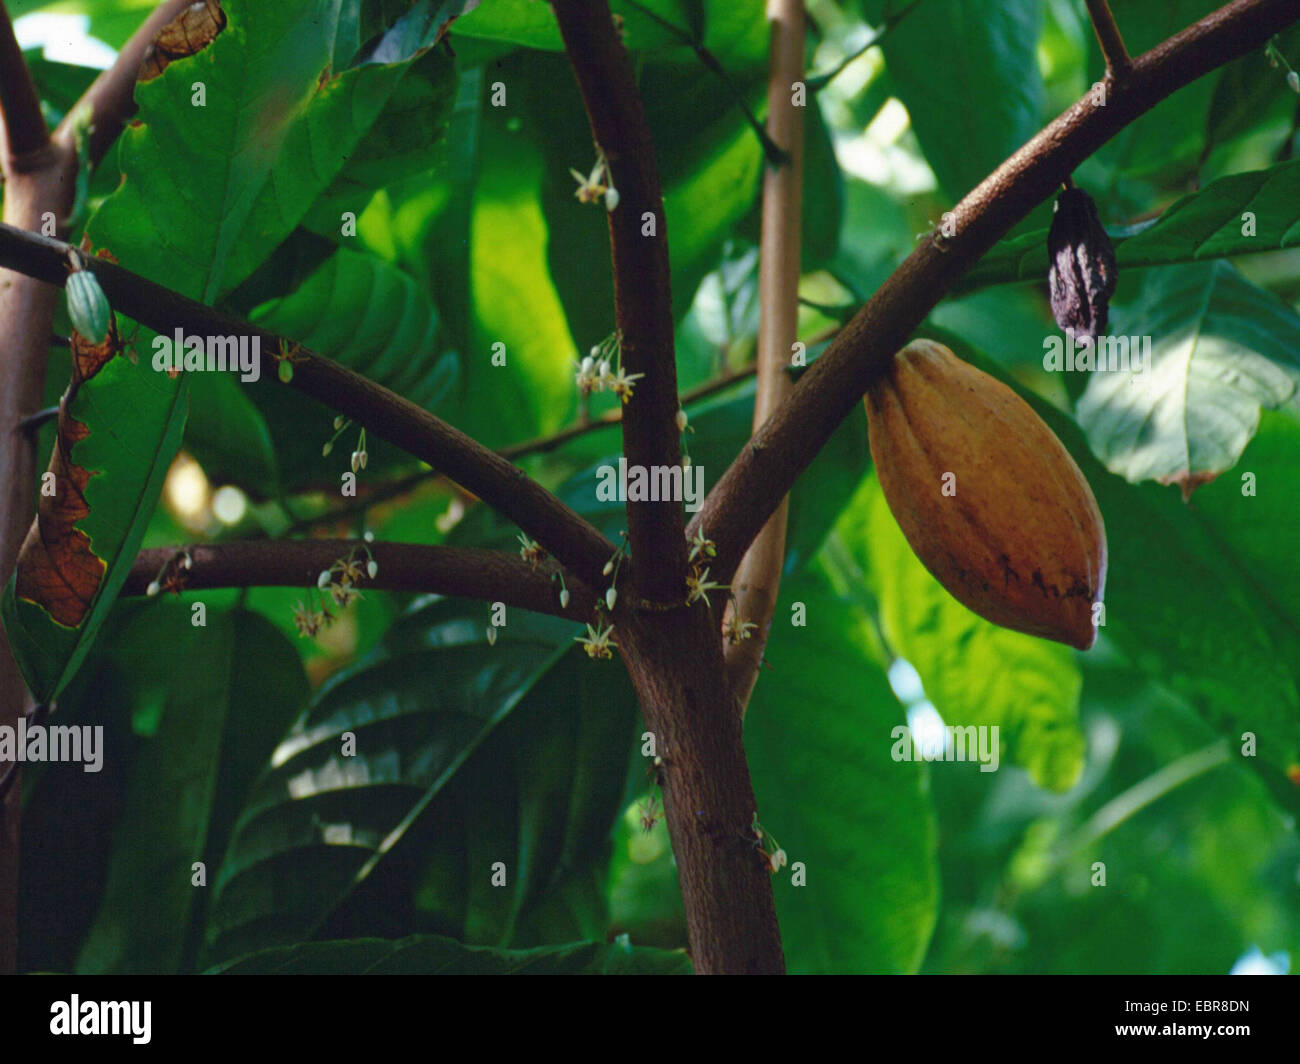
[864,340,1107,650]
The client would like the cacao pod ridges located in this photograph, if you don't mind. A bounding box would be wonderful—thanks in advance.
[864,339,1107,651]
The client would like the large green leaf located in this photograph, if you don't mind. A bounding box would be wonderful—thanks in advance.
[346,648,641,947]
[84,0,428,304]
[956,161,1300,292]
[745,562,938,973]
[208,933,692,973]
[76,605,309,974]
[874,0,1044,202]
[1076,262,1300,492]
[204,599,590,964]
[249,246,458,486]
[834,477,1087,792]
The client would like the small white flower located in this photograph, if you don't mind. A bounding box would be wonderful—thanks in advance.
[559,588,570,609]
[363,530,374,543]
[597,358,610,380]
[606,587,618,610]
[366,560,379,579]
[317,570,332,589]
[146,580,161,597]
[604,186,619,212]
[580,355,594,374]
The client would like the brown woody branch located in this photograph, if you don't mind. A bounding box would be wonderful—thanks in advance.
[0,222,616,589]
[121,541,597,618]
[1085,0,1133,78]
[553,0,689,604]
[0,2,46,159]
[689,0,1300,586]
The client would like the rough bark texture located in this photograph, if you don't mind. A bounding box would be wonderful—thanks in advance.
[621,607,785,974]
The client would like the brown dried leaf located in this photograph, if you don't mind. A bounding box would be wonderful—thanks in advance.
[12,318,123,628]
[139,0,226,82]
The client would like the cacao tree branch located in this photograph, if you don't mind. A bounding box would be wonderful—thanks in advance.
[553,0,690,605]
[723,0,805,719]
[53,0,195,165]
[0,2,46,159]
[689,0,1300,587]
[120,541,597,618]
[1084,0,1132,78]
[0,222,616,590]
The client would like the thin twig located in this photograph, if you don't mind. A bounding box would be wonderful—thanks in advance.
[724,0,806,720]
[621,0,788,164]
[806,0,925,92]
[1084,0,1132,79]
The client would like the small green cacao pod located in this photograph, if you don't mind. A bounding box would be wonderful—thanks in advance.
[66,267,111,345]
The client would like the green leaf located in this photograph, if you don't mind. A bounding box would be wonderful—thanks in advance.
[85,0,422,304]
[185,373,279,493]
[77,606,309,974]
[745,563,938,973]
[249,246,457,486]
[876,0,1044,202]
[381,649,641,946]
[835,477,1087,792]
[204,599,582,965]
[1076,261,1300,491]
[957,161,1300,293]
[2,337,188,702]
[207,933,692,973]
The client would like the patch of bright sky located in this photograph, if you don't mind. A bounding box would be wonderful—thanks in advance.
[14,12,117,69]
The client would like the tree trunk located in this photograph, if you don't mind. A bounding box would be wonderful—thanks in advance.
[620,609,785,974]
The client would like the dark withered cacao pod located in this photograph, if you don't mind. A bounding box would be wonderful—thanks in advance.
[1047,186,1117,343]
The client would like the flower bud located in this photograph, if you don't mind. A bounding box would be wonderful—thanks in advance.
[604,186,620,212]
[486,625,497,646]
[317,570,332,589]
[597,359,610,379]
[559,588,570,609]
[350,451,362,474]
[322,441,333,457]
[602,560,614,576]
[580,355,594,374]
[1047,186,1117,343]
[334,415,346,431]
[675,408,688,432]
[367,560,379,579]
[1289,71,1300,94]
[363,530,374,542]
[606,587,617,610]
[146,580,161,597]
